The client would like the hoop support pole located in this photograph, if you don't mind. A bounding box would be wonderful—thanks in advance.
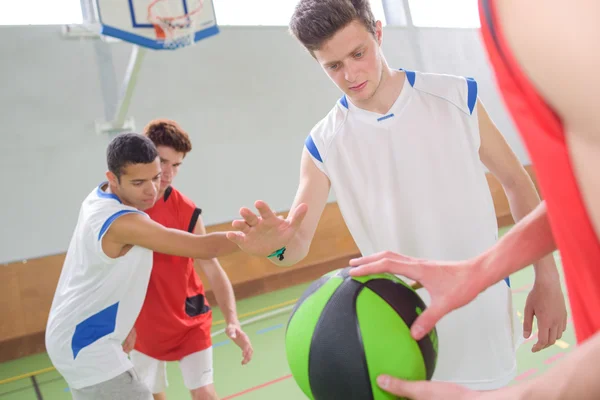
[113,45,147,130]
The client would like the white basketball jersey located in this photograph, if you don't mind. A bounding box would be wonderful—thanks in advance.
[45,183,154,389]
[306,70,522,390]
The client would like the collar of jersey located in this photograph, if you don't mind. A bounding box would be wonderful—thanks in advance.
[96,181,122,203]
[339,69,415,126]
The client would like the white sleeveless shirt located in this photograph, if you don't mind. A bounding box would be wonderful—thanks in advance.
[306,70,522,389]
[45,183,153,389]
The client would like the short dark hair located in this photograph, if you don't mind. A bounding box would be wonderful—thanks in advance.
[289,0,377,53]
[143,119,192,155]
[106,132,158,179]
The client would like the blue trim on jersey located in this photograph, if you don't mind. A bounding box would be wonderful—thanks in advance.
[504,276,511,287]
[339,95,349,109]
[400,69,416,87]
[96,183,122,203]
[98,210,143,241]
[377,113,395,122]
[466,77,478,115]
[71,302,119,359]
[304,135,323,162]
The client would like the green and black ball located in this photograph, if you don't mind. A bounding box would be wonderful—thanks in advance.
[285,267,438,400]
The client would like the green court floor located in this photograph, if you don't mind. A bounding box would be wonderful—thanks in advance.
[0,227,575,399]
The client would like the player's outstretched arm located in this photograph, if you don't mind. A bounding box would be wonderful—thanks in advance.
[227,148,331,266]
[350,200,556,340]
[103,212,239,260]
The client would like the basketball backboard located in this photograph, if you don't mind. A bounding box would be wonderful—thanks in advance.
[83,0,219,50]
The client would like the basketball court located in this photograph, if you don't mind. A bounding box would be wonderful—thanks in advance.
[0,1,580,399]
[0,226,576,399]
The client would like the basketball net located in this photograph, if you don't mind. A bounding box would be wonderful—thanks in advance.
[148,0,204,49]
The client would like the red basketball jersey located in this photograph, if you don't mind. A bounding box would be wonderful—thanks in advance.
[134,186,212,361]
[479,0,600,343]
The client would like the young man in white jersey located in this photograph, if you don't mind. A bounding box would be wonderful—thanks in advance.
[226,0,567,391]
[45,133,305,400]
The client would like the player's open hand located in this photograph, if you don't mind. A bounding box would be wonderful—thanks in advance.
[349,251,482,341]
[524,274,568,352]
[227,200,308,258]
[226,323,253,365]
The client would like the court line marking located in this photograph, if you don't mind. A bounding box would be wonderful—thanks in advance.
[222,374,292,400]
[515,368,538,381]
[31,376,43,400]
[544,352,565,365]
[257,324,284,335]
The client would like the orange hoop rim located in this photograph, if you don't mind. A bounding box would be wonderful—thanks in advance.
[147,0,204,24]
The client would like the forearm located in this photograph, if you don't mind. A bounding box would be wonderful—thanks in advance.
[504,179,560,279]
[474,201,557,289]
[193,232,240,259]
[512,332,600,399]
[200,260,239,324]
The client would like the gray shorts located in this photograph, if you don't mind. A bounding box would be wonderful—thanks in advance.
[70,369,152,400]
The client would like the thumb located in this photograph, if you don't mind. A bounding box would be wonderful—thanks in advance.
[226,231,244,245]
[411,302,445,341]
[523,300,534,338]
[377,375,423,398]
[227,326,237,339]
[288,203,308,229]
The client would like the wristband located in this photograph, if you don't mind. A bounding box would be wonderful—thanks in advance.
[267,246,286,261]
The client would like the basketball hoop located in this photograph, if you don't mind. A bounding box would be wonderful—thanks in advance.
[148,0,204,49]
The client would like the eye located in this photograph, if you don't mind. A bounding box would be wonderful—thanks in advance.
[354,51,364,58]
[329,63,339,71]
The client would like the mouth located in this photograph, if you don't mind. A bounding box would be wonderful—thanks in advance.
[349,81,367,91]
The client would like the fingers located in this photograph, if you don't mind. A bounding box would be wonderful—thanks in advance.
[349,251,393,267]
[411,302,446,341]
[349,251,417,267]
[523,301,534,339]
[242,345,253,365]
[376,376,435,399]
[349,259,423,284]
[548,326,559,347]
[255,200,277,220]
[232,219,250,233]
[240,207,259,226]
[533,325,550,353]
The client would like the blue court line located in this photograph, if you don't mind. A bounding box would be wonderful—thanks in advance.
[213,339,231,348]
[257,324,283,335]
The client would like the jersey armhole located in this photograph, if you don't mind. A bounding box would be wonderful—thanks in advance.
[96,209,146,263]
[305,134,327,175]
[188,208,202,233]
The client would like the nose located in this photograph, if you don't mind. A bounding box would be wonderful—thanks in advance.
[145,182,158,198]
[344,61,359,83]
[162,164,172,179]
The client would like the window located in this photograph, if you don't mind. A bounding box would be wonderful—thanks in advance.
[214,0,387,26]
[408,0,480,28]
[0,0,83,25]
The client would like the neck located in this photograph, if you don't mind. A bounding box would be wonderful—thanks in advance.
[357,67,405,114]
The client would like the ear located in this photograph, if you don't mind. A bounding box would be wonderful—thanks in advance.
[106,170,118,186]
[375,20,383,45]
